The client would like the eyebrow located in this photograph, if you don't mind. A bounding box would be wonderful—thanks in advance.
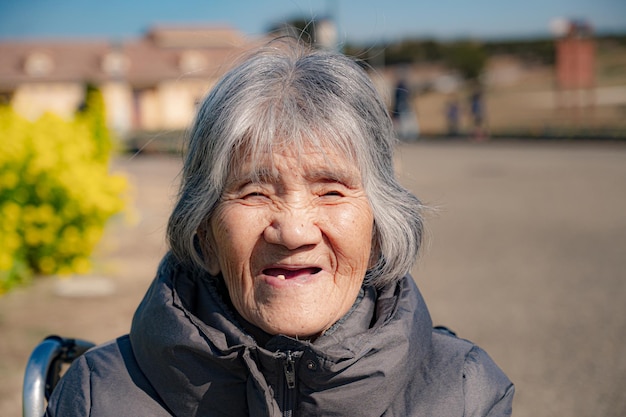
[304,168,361,187]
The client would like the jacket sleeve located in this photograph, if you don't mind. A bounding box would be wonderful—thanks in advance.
[44,354,91,417]
[462,345,515,417]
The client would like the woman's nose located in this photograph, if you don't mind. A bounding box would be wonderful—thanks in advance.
[263,206,322,250]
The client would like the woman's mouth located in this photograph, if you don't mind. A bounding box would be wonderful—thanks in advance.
[263,267,322,280]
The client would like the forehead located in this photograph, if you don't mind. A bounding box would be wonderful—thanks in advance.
[228,141,362,184]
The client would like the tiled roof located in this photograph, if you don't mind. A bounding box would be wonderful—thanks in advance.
[0,26,256,90]
[120,38,242,85]
[145,24,247,48]
[0,40,113,88]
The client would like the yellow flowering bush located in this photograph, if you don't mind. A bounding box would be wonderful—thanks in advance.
[0,90,128,294]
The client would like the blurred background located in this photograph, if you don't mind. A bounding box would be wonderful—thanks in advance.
[1,1,625,416]
[1,0,626,144]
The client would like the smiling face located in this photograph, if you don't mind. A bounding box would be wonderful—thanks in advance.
[202,144,374,339]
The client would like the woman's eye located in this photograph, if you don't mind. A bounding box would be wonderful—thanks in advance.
[320,190,344,198]
[243,192,267,199]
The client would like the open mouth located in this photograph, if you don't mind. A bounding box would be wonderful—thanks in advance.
[263,267,322,280]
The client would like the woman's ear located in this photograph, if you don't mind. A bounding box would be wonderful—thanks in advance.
[197,222,221,275]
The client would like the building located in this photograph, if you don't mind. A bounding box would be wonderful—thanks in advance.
[0,26,262,136]
[554,20,596,109]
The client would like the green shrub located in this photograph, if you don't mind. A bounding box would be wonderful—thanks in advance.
[0,104,128,294]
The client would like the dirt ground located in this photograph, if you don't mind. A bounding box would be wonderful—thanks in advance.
[1,140,626,416]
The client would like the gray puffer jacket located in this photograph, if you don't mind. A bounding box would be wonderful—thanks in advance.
[45,253,514,416]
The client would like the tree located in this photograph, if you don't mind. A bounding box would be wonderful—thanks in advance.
[443,41,487,81]
[267,18,316,46]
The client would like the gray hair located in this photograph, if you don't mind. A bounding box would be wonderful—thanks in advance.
[167,39,425,288]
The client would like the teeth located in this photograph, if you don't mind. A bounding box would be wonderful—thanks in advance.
[277,274,286,280]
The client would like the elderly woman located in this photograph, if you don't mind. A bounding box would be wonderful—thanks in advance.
[46,40,514,416]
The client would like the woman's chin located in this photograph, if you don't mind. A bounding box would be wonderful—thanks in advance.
[244,271,358,339]
[250,304,335,340]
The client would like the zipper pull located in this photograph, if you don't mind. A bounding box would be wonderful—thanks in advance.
[283,351,296,389]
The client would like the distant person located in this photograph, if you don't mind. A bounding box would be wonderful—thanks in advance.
[469,86,487,141]
[45,39,513,416]
[392,77,420,141]
[446,96,460,137]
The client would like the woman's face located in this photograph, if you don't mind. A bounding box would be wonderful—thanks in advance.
[203,144,374,339]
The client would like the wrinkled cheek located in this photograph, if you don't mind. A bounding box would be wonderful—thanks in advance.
[226,275,258,320]
[217,246,255,313]
[238,281,290,326]
[333,239,373,273]
[326,208,374,256]
[252,279,299,302]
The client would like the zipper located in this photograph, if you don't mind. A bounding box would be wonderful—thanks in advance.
[284,351,296,389]
[282,351,297,417]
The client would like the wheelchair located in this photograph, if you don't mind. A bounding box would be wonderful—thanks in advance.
[22,336,95,417]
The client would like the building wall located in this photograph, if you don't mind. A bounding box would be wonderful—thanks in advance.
[101,82,133,133]
[11,82,84,121]
[158,79,214,130]
[8,80,208,135]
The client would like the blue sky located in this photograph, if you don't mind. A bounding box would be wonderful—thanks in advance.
[0,0,625,43]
